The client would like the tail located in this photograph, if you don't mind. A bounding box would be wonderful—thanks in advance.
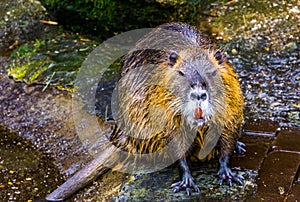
[46,144,116,201]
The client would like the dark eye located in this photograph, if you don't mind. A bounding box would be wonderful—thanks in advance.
[214,50,224,64]
[202,82,207,88]
[177,70,185,76]
[169,52,179,66]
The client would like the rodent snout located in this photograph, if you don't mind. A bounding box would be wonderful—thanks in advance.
[190,92,207,101]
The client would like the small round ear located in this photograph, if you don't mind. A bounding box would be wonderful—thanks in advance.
[169,52,179,66]
[214,50,225,65]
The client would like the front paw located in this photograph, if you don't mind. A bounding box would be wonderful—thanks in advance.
[234,141,246,154]
[217,165,244,186]
[170,173,200,195]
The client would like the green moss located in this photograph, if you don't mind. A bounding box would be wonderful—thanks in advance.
[9,58,50,82]
[10,39,45,60]
[8,35,98,91]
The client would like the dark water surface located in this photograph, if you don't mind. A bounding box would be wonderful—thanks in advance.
[0,126,63,201]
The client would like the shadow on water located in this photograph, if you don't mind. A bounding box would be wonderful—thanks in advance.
[0,125,64,201]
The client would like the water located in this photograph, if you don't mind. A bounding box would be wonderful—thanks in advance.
[0,126,63,201]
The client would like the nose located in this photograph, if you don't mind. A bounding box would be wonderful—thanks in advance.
[190,92,207,101]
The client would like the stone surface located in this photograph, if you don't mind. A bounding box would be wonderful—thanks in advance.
[243,119,280,137]
[231,135,273,171]
[286,178,300,202]
[255,151,300,200]
[273,128,300,153]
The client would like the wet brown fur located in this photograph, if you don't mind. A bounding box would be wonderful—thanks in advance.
[112,22,244,164]
[46,22,244,201]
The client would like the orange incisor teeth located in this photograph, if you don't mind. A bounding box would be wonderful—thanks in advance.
[194,108,203,119]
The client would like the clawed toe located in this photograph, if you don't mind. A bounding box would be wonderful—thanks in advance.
[234,141,246,154]
[218,166,244,186]
[170,177,199,195]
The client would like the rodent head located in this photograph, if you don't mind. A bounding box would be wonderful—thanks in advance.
[168,49,225,128]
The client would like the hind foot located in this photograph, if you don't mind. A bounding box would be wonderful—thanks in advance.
[218,156,244,186]
[170,172,200,195]
[218,164,244,186]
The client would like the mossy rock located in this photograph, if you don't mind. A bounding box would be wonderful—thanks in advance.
[8,35,98,91]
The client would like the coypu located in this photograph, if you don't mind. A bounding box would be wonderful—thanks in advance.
[46,22,244,201]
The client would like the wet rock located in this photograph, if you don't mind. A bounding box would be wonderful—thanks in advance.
[8,35,98,91]
[0,57,124,201]
[209,0,300,127]
[281,42,298,52]
[0,0,51,55]
[115,164,257,201]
